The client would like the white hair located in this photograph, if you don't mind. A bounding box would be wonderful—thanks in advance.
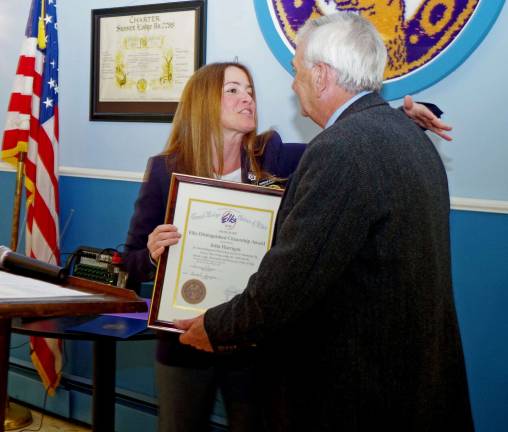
[296,12,387,93]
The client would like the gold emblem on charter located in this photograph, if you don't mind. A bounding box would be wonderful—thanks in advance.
[181,279,206,304]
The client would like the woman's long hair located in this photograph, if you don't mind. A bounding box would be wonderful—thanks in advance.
[162,62,264,179]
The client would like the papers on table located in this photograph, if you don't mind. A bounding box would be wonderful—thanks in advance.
[0,270,93,301]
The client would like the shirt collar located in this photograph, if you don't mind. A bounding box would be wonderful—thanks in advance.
[324,90,372,129]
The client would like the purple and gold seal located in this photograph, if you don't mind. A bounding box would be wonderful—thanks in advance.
[254,0,506,98]
[270,0,479,80]
[181,279,207,305]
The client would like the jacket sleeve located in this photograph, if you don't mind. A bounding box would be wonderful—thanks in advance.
[204,131,378,349]
[260,130,307,178]
[418,102,443,118]
[400,102,443,130]
[276,141,307,177]
[123,157,169,290]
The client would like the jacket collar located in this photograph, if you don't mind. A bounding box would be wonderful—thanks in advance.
[335,91,388,124]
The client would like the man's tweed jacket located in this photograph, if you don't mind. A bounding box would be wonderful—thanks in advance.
[205,93,474,431]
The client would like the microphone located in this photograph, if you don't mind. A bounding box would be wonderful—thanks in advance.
[0,245,67,283]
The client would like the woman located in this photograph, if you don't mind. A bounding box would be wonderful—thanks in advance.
[123,62,450,432]
[123,62,305,432]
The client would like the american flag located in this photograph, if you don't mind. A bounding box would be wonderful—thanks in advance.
[1,0,62,395]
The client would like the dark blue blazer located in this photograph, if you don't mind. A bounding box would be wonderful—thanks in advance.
[122,132,305,366]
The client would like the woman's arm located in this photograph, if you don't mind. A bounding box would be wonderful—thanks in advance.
[123,157,169,290]
[402,95,452,141]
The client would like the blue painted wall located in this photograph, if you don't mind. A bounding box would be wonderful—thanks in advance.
[1,0,507,431]
[58,176,141,256]
[450,211,508,431]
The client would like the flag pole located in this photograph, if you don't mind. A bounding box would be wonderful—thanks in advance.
[9,152,26,252]
[4,153,35,430]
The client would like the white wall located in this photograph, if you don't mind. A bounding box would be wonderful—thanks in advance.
[1,0,507,200]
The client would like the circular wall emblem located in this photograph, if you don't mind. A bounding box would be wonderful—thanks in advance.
[254,0,504,99]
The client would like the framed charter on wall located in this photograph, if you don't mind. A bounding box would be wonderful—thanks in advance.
[148,174,283,332]
[90,1,206,122]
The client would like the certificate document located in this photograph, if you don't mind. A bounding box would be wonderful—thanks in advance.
[98,10,196,102]
[149,175,283,330]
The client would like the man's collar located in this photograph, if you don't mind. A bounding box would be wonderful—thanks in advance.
[324,90,372,129]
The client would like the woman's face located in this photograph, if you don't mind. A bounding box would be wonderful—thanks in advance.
[221,66,256,136]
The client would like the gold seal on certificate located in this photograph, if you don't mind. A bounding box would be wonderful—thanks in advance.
[148,174,284,333]
[181,279,206,305]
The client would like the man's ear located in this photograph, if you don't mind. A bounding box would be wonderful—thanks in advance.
[312,62,330,95]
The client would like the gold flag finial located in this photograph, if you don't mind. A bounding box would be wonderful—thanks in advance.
[37,0,46,49]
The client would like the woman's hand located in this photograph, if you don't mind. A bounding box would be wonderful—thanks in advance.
[147,224,181,261]
[403,95,453,141]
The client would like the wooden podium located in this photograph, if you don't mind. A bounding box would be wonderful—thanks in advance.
[0,275,148,432]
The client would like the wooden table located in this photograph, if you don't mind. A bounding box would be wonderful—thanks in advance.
[0,276,148,432]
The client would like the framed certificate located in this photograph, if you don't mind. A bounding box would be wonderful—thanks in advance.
[148,174,283,332]
[90,1,206,122]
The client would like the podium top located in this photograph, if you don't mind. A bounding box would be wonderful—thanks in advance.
[0,274,147,319]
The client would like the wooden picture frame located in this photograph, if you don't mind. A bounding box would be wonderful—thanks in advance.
[148,174,284,332]
[90,1,206,122]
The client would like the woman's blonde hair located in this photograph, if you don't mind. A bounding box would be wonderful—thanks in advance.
[162,62,265,179]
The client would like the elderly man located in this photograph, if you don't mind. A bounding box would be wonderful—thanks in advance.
[176,12,474,431]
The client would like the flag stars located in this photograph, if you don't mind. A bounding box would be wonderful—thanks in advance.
[48,78,57,88]
[43,97,53,108]
[50,59,56,68]
[44,14,53,25]
[54,85,59,94]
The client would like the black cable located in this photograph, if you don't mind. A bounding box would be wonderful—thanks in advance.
[9,341,29,350]
[115,243,127,252]
[98,247,118,257]
[18,390,47,432]
[62,249,80,274]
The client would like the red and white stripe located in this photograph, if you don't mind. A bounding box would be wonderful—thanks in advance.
[2,36,60,264]
[1,38,38,163]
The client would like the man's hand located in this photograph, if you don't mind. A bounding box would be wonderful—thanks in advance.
[403,95,453,141]
[174,315,213,352]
